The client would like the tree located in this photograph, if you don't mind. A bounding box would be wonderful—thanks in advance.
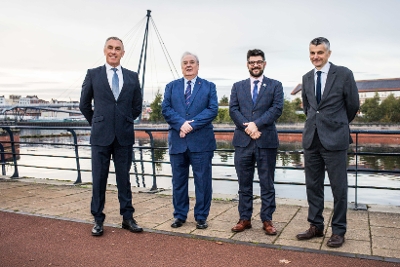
[149,89,165,123]
[360,92,382,122]
[219,95,229,106]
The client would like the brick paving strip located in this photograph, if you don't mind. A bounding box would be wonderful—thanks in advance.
[1,177,400,266]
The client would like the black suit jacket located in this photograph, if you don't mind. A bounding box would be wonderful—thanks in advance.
[79,65,142,146]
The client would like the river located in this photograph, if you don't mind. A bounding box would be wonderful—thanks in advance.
[9,129,400,207]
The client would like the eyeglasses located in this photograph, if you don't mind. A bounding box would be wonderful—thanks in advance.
[247,60,264,66]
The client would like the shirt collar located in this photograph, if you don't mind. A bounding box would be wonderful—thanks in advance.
[250,75,264,84]
[314,62,330,75]
[105,63,122,72]
[184,76,197,86]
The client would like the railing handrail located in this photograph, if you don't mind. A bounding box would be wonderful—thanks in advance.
[1,124,400,206]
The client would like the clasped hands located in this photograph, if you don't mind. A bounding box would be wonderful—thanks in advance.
[180,120,194,138]
[244,122,262,140]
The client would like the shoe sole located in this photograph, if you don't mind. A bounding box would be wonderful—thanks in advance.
[296,234,324,240]
[196,225,208,229]
[91,231,103,236]
[231,225,252,232]
[122,224,143,233]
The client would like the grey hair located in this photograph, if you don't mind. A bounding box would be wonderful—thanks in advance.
[181,51,199,63]
[104,37,124,48]
[310,37,330,51]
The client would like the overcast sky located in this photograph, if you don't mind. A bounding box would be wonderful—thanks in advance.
[1,0,400,103]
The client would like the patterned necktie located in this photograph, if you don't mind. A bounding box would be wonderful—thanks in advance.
[111,68,119,100]
[316,71,322,104]
[185,80,191,106]
[252,80,260,105]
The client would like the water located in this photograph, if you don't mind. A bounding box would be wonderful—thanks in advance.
[8,129,400,206]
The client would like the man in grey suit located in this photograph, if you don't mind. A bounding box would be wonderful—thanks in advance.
[79,37,143,236]
[296,37,359,247]
[229,49,283,235]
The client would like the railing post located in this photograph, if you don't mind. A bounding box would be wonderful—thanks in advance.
[145,130,158,192]
[355,132,359,208]
[4,127,19,178]
[0,143,6,175]
[67,129,82,184]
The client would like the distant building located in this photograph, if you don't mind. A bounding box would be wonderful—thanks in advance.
[0,95,7,105]
[291,78,400,105]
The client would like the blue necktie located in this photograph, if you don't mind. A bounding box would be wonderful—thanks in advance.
[252,80,260,105]
[316,71,322,104]
[185,80,191,106]
[111,68,119,100]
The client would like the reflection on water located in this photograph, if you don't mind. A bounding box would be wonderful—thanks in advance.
[11,130,400,206]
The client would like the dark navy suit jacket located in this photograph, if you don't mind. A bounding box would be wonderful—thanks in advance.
[79,65,142,146]
[229,76,284,148]
[162,77,218,154]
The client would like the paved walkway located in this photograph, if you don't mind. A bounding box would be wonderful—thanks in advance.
[1,176,400,266]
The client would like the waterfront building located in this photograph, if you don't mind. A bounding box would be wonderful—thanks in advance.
[291,77,400,105]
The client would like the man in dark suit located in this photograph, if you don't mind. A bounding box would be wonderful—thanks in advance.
[79,36,143,236]
[229,49,283,235]
[162,52,218,230]
[296,37,359,247]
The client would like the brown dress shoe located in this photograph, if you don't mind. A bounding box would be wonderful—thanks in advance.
[262,220,277,235]
[296,225,324,240]
[231,219,252,232]
[327,234,345,247]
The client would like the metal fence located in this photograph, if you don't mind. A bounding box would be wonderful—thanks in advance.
[1,125,400,209]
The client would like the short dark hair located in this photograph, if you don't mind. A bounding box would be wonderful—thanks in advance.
[247,49,265,60]
[310,37,330,51]
[104,36,124,48]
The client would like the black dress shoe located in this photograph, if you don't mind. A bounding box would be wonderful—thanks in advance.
[122,218,143,233]
[92,221,103,236]
[196,220,208,229]
[327,234,345,247]
[171,218,186,228]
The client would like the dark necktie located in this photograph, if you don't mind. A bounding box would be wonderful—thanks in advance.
[111,68,119,100]
[185,80,191,106]
[316,71,322,104]
[252,80,260,105]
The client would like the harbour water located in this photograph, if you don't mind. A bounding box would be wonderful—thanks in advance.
[8,129,400,206]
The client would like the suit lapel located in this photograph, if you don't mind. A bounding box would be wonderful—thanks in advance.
[100,65,116,99]
[243,78,252,104]
[322,63,337,103]
[255,76,269,106]
[306,70,317,106]
[187,77,202,108]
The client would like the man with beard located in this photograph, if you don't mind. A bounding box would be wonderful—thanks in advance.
[229,49,283,235]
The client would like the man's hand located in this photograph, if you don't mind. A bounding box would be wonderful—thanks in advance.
[179,131,186,138]
[250,130,262,140]
[180,120,194,134]
[243,122,258,136]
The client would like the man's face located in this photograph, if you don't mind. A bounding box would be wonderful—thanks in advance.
[181,54,199,80]
[104,39,125,67]
[247,56,266,78]
[309,44,331,70]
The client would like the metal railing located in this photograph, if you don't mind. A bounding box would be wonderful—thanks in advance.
[1,125,400,208]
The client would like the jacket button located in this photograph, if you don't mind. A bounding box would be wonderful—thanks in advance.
[316,111,319,113]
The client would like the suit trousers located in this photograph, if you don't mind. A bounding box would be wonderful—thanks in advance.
[170,149,214,221]
[235,140,277,222]
[304,131,348,236]
[91,138,135,222]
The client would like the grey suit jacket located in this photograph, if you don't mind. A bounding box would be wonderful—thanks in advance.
[229,76,284,148]
[79,65,142,146]
[302,62,360,151]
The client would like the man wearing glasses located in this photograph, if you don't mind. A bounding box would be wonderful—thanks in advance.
[229,49,283,235]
